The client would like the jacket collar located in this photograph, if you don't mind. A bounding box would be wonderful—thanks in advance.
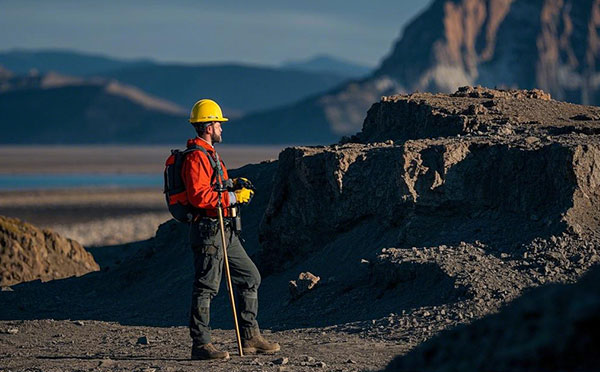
[186,137,214,152]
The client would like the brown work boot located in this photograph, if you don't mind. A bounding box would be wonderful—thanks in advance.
[191,343,230,360]
[242,329,281,354]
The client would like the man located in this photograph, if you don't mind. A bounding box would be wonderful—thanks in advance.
[183,99,280,360]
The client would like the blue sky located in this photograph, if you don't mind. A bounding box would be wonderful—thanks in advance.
[0,0,430,67]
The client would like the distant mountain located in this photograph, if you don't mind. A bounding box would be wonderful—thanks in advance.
[9,0,598,146]
[0,49,351,118]
[0,49,150,76]
[227,0,600,145]
[0,65,13,79]
[225,78,391,145]
[101,63,349,116]
[0,73,188,144]
[281,54,372,78]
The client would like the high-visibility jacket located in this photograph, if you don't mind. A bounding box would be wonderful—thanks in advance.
[182,137,233,218]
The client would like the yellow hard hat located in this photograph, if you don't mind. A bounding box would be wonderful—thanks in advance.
[189,99,229,123]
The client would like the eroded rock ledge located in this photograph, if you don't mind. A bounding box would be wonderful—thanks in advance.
[259,87,600,274]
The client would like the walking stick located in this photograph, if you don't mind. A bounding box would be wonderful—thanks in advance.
[215,182,244,357]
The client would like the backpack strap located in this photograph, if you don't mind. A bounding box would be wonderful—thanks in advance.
[185,144,224,186]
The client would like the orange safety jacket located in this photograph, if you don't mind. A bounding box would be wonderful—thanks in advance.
[181,137,233,218]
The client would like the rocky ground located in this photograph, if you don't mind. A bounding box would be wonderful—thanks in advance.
[0,320,405,372]
[2,87,600,371]
[385,265,600,371]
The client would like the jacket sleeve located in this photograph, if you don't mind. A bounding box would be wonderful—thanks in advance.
[182,151,232,209]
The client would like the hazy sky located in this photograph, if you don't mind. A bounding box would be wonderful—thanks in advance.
[0,0,430,67]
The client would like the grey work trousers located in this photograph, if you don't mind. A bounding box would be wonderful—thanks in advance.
[189,219,261,345]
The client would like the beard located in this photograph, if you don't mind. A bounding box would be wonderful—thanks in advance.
[211,132,222,143]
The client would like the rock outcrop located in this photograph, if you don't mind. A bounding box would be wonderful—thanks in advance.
[0,216,99,286]
[254,87,600,339]
[259,87,600,274]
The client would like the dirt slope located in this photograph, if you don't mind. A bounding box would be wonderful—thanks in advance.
[0,216,99,286]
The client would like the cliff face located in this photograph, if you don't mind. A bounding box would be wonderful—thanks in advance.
[378,0,514,92]
[0,216,99,286]
[378,0,600,105]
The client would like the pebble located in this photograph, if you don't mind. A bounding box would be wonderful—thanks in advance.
[316,361,327,368]
[347,359,357,364]
[6,327,19,334]
[74,320,85,326]
[98,359,114,367]
[273,357,289,365]
[304,356,316,363]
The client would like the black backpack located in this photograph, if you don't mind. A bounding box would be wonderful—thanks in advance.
[163,144,223,223]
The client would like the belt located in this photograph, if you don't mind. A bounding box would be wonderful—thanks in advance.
[196,216,233,228]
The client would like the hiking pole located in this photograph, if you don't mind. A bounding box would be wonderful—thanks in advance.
[215,183,244,357]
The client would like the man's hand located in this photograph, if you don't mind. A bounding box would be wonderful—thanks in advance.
[234,187,254,205]
[232,177,255,191]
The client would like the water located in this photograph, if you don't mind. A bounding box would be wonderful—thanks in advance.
[0,173,163,190]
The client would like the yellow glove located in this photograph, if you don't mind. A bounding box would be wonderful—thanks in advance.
[234,187,254,205]
[232,177,254,191]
